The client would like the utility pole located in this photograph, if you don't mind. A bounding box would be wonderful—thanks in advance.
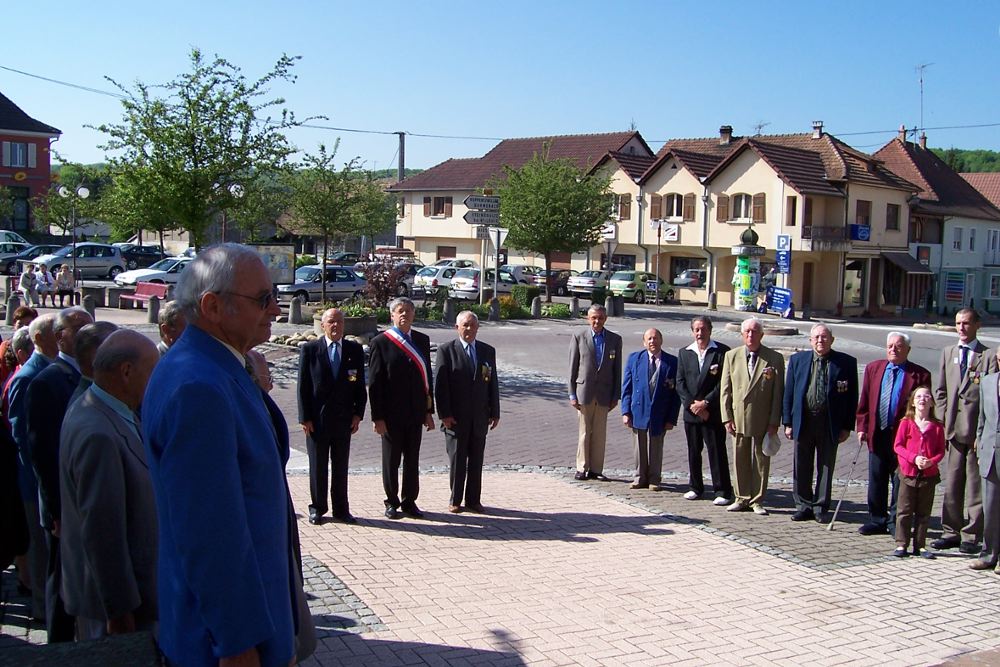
[916,63,933,133]
[395,131,405,183]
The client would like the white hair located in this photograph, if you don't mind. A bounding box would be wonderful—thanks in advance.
[887,331,911,346]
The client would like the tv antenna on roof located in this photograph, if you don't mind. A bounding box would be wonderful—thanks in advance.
[752,120,770,136]
[916,63,934,136]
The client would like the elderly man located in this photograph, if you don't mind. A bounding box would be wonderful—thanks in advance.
[568,304,623,481]
[676,316,733,504]
[720,318,785,515]
[69,322,119,402]
[59,330,159,639]
[621,328,680,491]
[856,332,931,536]
[369,297,435,519]
[25,307,93,641]
[783,324,858,522]
[435,311,500,513]
[297,307,367,525]
[156,300,187,356]
[143,244,295,667]
[932,308,997,554]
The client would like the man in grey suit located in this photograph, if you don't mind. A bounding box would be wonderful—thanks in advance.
[568,304,622,481]
[59,330,160,639]
[972,367,1000,571]
[933,308,997,553]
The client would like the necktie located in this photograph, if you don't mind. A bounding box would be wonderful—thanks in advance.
[748,352,757,375]
[467,343,477,378]
[648,354,658,395]
[879,365,897,430]
[330,342,340,379]
[594,333,604,370]
[960,346,969,378]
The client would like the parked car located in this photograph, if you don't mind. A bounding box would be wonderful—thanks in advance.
[34,242,126,279]
[276,265,366,303]
[499,264,540,284]
[532,269,578,296]
[6,244,63,275]
[394,262,424,296]
[567,269,614,296]
[0,242,28,264]
[326,251,361,266]
[673,268,706,288]
[114,257,192,286]
[121,244,166,270]
[413,265,460,295]
[448,268,518,300]
[609,270,669,303]
[0,231,29,245]
[432,258,477,269]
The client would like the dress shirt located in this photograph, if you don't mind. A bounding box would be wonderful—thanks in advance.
[57,350,81,374]
[90,384,142,441]
[685,339,718,372]
[593,330,605,368]
[462,340,477,374]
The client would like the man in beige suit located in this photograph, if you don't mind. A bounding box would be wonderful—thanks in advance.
[720,318,785,515]
[932,308,997,554]
[568,304,622,481]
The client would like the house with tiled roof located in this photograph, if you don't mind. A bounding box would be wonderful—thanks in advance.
[874,133,1000,312]
[389,131,653,269]
[0,91,61,233]
[962,172,1000,210]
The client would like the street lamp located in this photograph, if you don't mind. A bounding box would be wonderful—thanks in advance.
[216,182,244,242]
[58,185,89,281]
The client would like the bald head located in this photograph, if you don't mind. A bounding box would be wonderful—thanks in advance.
[93,330,159,410]
[74,322,119,379]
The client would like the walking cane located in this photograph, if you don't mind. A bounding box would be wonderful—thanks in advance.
[827,438,865,531]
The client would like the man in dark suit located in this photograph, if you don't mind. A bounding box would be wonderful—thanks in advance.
[59,330,159,639]
[25,306,93,642]
[369,297,435,519]
[782,324,858,523]
[621,328,680,491]
[298,307,367,525]
[435,311,500,513]
[856,332,931,536]
[676,316,733,504]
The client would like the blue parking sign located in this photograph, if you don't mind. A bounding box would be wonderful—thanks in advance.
[776,250,791,274]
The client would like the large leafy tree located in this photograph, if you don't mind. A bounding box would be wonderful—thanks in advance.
[94,48,306,248]
[98,165,177,248]
[490,144,612,301]
[33,162,107,236]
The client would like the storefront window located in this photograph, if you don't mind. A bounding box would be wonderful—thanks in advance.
[843,259,866,307]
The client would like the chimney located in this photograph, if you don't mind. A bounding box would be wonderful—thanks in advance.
[898,124,907,142]
[811,120,824,139]
[919,132,927,149]
[719,125,733,145]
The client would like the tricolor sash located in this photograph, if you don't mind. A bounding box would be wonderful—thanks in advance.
[384,328,431,407]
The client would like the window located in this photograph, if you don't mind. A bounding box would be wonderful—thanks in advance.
[886,203,900,231]
[970,228,977,252]
[953,227,964,251]
[856,200,872,226]
[422,196,452,217]
[8,143,27,168]
[731,194,752,219]
[436,245,456,260]
[785,196,797,227]
[8,186,29,231]
[398,196,405,218]
[991,275,1000,299]
[804,197,813,227]
[616,194,631,221]
[663,194,683,219]
[669,257,706,283]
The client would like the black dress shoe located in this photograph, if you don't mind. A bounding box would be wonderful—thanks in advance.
[815,512,831,524]
[465,503,486,514]
[588,472,609,481]
[574,471,587,480]
[930,537,961,550]
[858,522,889,536]
[308,513,322,525]
[791,508,815,522]
[401,505,425,519]
[334,513,358,524]
[384,507,401,519]
[960,541,982,555]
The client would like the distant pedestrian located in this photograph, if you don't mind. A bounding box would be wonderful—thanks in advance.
[18,264,37,307]
[35,266,54,308]
[55,266,74,308]
[892,386,945,559]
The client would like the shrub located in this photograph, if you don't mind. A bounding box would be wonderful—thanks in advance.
[295,254,317,269]
[362,256,407,308]
[541,303,571,318]
[510,285,541,307]
[336,297,377,318]
[591,287,608,305]
[498,295,530,319]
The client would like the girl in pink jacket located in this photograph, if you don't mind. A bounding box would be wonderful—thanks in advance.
[893,385,945,559]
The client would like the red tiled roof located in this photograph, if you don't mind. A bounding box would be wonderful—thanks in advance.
[388,131,648,192]
[873,139,1000,221]
[594,150,657,182]
[639,137,742,181]
[0,91,60,135]
[961,172,1000,210]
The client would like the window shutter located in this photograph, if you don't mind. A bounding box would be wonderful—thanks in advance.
[27,144,36,169]
[1,142,9,167]
[398,196,406,218]
[752,193,766,224]
[619,194,631,220]
[423,197,431,216]
[444,197,453,217]
[682,194,695,222]
[716,194,729,222]
[804,197,813,226]
[650,194,662,220]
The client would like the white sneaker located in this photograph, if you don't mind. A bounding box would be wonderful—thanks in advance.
[683,491,700,500]
[726,501,748,512]
[751,503,769,516]
[712,497,731,506]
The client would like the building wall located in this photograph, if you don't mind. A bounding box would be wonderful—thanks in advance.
[0,133,56,231]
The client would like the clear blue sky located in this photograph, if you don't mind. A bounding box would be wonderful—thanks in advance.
[3,1,998,170]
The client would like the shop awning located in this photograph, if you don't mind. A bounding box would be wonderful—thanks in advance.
[881,251,933,275]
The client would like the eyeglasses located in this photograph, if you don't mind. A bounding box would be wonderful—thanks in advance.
[223,291,276,310]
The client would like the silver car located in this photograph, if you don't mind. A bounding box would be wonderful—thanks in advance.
[277,265,367,303]
[34,242,126,279]
[567,270,613,296]
[448,268,517,300]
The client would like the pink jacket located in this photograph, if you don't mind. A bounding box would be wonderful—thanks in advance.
[893,418,945,478]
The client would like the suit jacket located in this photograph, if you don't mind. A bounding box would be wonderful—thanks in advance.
[296,337,367,440]
[26,356,80,530]
[977,373,1000,479]
[782,349,858,442]
[368,328,434,430]
[143,325,294,667]
[59,388,157,624]
[675,341,730,425]
[568,328,623,407]
[435,338,500,438]
[621,349,681,437]
[936,341,998,443]
[7,352,51,500]
[856,359,932,447]
[720,344,785,438]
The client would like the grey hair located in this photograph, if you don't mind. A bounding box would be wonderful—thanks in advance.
[11,327,33,355]
[28,314,56,340]
[809,323,833,338]
[158,300,185,328]
[93,330,155,374]
[387,296,415,313]
[74,322,119,364]
[887,331,911,346]
[740,317,762,333]
[456,310,478,325]
[174,243,264,323]
[690,315,713,331]
[55,306,91,332]
[588,304,607,317]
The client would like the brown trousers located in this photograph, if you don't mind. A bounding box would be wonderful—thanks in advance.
[940,440,983,544]
[897,474,940,550]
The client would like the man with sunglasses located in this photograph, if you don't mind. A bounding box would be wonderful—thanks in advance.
[143,244,295,667]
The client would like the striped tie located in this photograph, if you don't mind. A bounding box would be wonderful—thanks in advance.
[878,366,897,430]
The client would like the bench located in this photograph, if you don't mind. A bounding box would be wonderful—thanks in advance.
[119,281,169,309]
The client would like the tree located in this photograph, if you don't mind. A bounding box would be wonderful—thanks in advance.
[489,144,613,301]
[94,48,306,248]
[229,177,290,243]
[33,162,106,237]
[98,165,178,248]
[0,185,14,226]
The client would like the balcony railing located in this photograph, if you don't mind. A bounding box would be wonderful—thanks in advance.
[985,249,1000,266]
[802,225,847,241]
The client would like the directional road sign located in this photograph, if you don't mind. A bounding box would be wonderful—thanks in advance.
[776,250,791,274]
[463,195,500,211]
[464,209,500,226]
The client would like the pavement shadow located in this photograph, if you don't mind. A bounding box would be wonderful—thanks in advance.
[499,380,569,402]
[303,629,526,666]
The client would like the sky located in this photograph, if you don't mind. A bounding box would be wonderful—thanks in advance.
[3,1,998,172]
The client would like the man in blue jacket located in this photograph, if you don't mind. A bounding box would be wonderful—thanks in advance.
[143,244,295,667]
[621,328,681,491]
